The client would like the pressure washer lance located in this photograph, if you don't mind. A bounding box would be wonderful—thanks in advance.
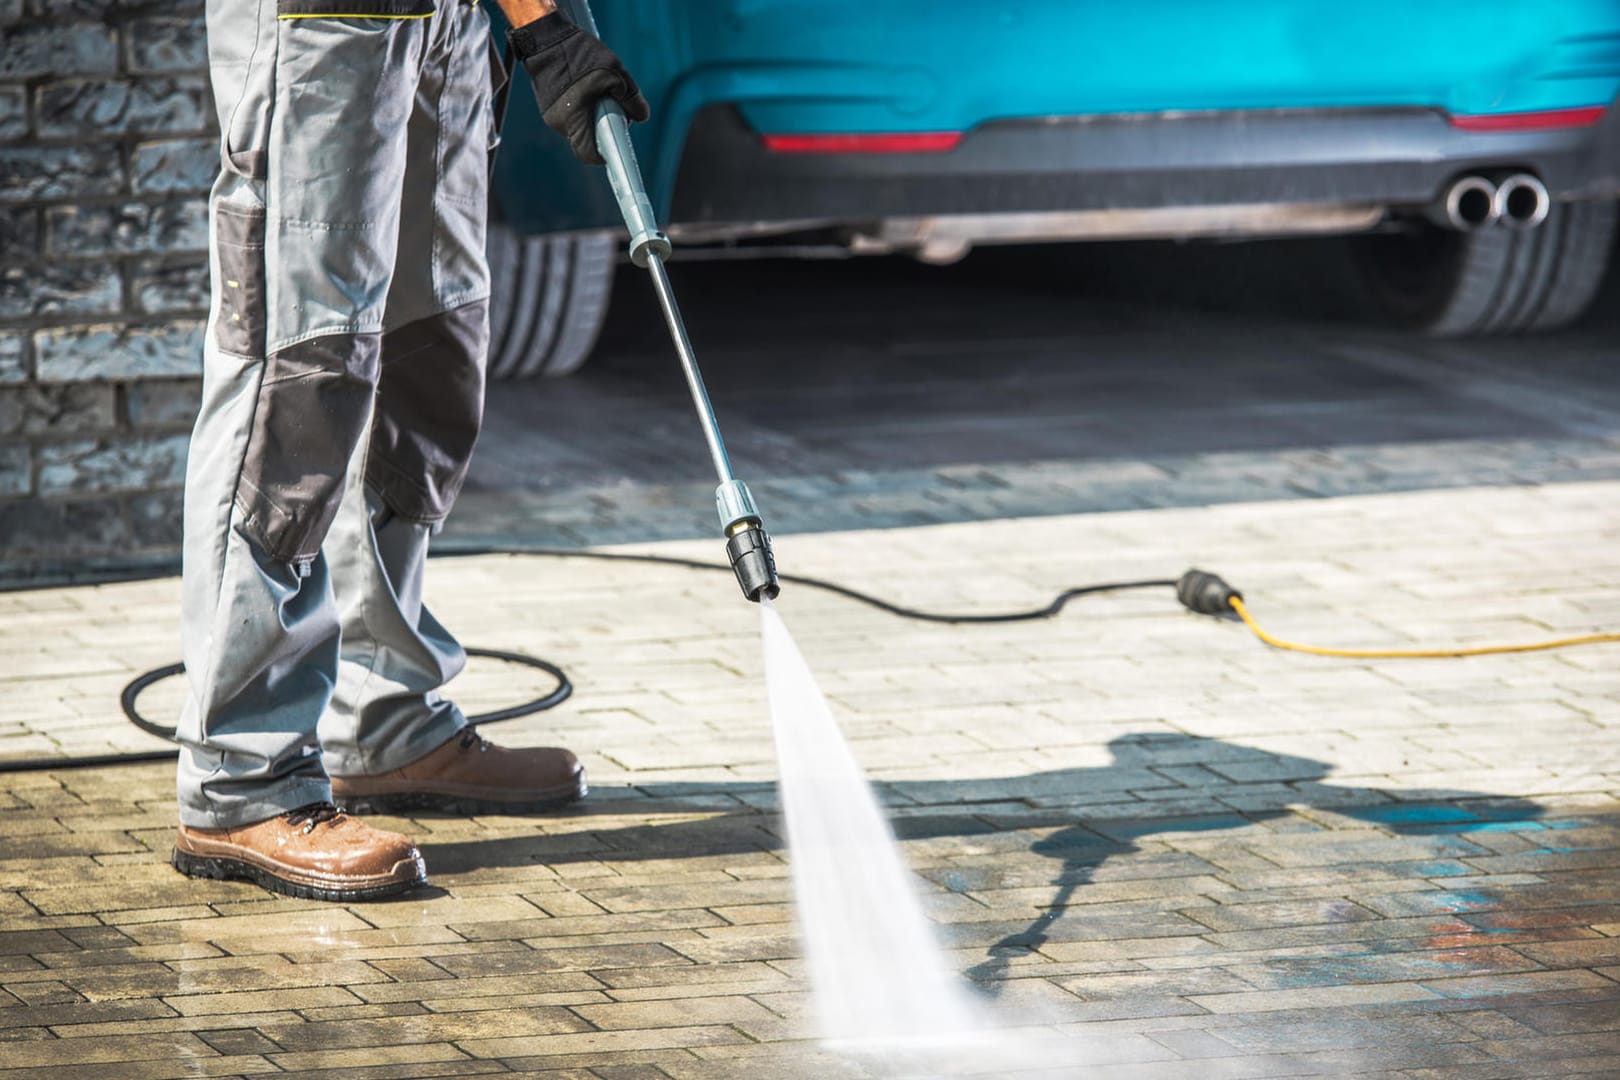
[584,101,779,602]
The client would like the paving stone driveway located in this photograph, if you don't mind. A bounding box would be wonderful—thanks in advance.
[455,244,1620,550]
[2,479,1617,1077]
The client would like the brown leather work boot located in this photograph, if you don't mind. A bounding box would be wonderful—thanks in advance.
[172,803,427,902]
[330,727,586,815]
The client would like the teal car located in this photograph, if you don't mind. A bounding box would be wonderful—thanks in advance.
[486,0,1620,377]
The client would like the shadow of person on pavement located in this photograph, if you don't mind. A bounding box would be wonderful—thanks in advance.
[936,732,1546,988]
[416,730,1548,988]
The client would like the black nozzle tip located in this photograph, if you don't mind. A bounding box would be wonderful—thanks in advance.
[726,524,779,603]
[1176,568,1241,616]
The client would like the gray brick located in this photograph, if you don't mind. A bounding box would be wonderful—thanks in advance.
[47,200,206,258]
[0,145,123,202]
[131,257,208,314]
[0,87,25,142]
[30,0,202,14]
[0,495,128,553]
[26,0,103,12]
[0,206,37,254]
[124,379,199,428]
[0,331,25,383]
[35,77,213,139]
[0,24,118,79]
[124,17,208,75]
[131,137,217,195]
[36,432,189,495]
[34,321,203,382]
[0,383,117,437]
[0,262,121,319]
[129,488,183,546]
[0,441,28,496]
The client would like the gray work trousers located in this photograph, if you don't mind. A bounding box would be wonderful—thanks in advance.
[178,0,499,828]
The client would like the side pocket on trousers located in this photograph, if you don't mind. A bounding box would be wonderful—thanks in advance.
[215,205,268,358]
[235,335,382,566]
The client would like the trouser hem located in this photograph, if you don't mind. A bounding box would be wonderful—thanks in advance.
[177,776,335,831]
[323,700,467,778]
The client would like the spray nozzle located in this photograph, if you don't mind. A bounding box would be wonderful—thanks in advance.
[716,480,780,602]
[726,522,780,602]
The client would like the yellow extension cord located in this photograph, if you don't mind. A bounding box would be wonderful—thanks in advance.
[1229,596,1620,660]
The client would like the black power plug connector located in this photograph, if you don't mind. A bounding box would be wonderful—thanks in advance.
[1176,569,1242,616]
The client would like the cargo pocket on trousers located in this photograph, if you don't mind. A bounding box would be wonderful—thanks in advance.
[234,334,383,567]
[214,205,267,358]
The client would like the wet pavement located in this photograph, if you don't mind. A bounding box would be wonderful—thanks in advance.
[2,239,1620,1077]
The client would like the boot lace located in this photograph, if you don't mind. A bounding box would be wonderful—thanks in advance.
[459,727,491,753]
[284,802,343,834]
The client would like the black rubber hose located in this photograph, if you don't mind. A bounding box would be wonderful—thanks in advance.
[4,548,1176,774]
[437,546,1179,624]
[3,649,571,775]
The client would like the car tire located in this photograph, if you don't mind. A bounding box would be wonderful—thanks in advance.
[485,223,617,380]
[1352,198,1617,336]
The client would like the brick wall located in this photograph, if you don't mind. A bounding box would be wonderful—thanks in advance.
[0,0,213,580]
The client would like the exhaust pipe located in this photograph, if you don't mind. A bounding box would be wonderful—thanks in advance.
[1432,175,1500,231]
[1494,173,1551,230]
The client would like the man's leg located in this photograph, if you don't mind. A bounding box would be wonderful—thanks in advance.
[174,6,434,898]
[321,2,584,813]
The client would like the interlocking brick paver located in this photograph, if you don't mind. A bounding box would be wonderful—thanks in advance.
[266,1041,479,1071]
[1418,969,1619,999]
[351,970,604,1005]
[0,1030,218,1067]
[161,985,364,1016]
[0,1058,282,1080]
[462,1024,751,1059]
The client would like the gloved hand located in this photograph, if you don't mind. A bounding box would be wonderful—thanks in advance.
[509,11,649,166]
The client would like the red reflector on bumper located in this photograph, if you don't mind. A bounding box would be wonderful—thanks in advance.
[1450,106,1606,132]
[761,131,964,154]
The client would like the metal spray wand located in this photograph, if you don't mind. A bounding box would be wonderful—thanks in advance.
[564,1,780,602]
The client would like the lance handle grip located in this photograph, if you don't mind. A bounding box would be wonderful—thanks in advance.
[593,100,670,267]
[557,0,669,265]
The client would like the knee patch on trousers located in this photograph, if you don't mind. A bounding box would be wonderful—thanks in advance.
[365,301,488,523]
[214,205,268,359]
[235,335,382,565]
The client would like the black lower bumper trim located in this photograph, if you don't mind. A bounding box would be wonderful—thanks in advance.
[669,103,1620,229]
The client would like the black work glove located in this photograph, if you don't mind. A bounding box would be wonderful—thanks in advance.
[509,11,650,166]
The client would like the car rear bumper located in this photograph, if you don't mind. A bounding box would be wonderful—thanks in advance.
[668,102,1620,229]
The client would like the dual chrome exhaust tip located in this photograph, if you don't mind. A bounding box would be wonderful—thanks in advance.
[1435,172,1552,232]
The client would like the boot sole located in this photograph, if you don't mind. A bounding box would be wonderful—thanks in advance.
[171,847,426,903]
[334,776,588,817]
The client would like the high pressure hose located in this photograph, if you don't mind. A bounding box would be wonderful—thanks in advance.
[2,555,1614,775]
[62,554,1173,776]
[2,647,574,774]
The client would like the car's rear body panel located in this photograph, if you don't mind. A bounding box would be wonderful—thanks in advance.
[493,0,1620,236]
[714,0,1620,132]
